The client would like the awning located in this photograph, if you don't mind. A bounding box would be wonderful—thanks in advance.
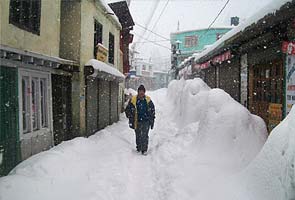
[0,44,79,72]
[85,59,125,82]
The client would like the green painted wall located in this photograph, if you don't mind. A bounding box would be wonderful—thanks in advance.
[0,66,20,176]
[170,28,232,56]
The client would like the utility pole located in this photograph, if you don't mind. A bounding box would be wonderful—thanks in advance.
[170,40,182,79]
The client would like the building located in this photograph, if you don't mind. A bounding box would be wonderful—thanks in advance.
[193,0,295,132]
[170,27,233,62]
[126,61,154,90]
[0,0,78,176]
[170,27,233,79]
[108,0,135,112]
[60,0,124,137]
[108,0,134,75]
[153,71,169,90]
[0,0,133,176]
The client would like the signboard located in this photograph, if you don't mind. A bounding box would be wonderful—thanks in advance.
[196,50,232,69]
[96,43,108,62]
[285,55,295,115]
[268,103,283,131]
[282,41,295,55]
[240,54,248,107]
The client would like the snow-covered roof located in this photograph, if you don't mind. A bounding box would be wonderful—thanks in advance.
[106,0,126,3]
[170,26,233,35]
[153,70,168,74]
[194,0,292,63]
[85,59,125,79]
[98,0,122,29]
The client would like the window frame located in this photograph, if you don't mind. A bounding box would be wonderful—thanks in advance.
[184,35,198,48]
[94,19,103,57]
[108,32,115,64]
[18,69,52,140]
[21,76,30,134]
[9,0,41,35]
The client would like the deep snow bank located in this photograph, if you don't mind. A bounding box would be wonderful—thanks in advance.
[167,78,268,168]
[240,106,295,199]
[198,106,295,200]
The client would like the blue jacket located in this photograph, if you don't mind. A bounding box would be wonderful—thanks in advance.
[125,95,155,129]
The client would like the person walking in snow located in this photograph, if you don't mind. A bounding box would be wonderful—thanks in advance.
[125,85,155,155]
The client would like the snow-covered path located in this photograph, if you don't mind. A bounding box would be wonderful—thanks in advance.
[1,79,294,200]
[0,88,180,200]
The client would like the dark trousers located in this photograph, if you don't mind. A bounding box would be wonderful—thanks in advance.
[135,121,150,152]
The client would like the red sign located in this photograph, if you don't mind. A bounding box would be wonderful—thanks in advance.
[288,85,295,91]
[282,41,295,55]
[197,50,232,69]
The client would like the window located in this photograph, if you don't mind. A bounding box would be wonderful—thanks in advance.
[185,35,198,47]
[31,78,39,130]
[20,71,50,135]
[94,20,103,57]
[109,33,115,64]
[22,76,30,133]
[9,0,41,35]
[40,78,48,128]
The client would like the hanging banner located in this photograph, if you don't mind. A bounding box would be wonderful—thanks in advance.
[197,50,232,69]
[282,41,295,55]
[285,55,295,115]
[240,54,248,107]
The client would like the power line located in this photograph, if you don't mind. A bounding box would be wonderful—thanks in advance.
[201,0,230,38]
[134,39,170,44]
[133,32,171,51]
[150,0,170,33]
[144,0,170,41]
[135,0,161,44]
[135,22,170,41]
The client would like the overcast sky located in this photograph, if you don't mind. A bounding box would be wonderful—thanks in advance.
[128,0,274,70]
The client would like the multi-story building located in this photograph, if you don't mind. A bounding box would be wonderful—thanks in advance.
[193,1,295,132]
[60,0,125,137]
[126,61,154,90]
[153,71,169,90]
[0,0,78,175]
[0,0,133,176]
[108,0,134,75]
[170,27,233,79]
[170,27,232,62]
[108,0,135,113]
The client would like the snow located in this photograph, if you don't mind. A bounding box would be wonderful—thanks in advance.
[106,0,127,4]
[194,0,292,62]
[0,151,2,165]
[0,78,294,200]
[98,0,122,29]
[124,88,137,96]
[197,102,295,200]
[86,59,125,78]
[171,26,233,35]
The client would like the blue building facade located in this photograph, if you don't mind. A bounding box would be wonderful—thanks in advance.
[170,27,232,62]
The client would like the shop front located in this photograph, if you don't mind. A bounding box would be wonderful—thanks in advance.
[283,41,295,116]
[0,45,77,175]
[85,59,124,136]
[248,44,284,132]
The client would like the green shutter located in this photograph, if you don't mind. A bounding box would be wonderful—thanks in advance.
[0,66,20,176]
